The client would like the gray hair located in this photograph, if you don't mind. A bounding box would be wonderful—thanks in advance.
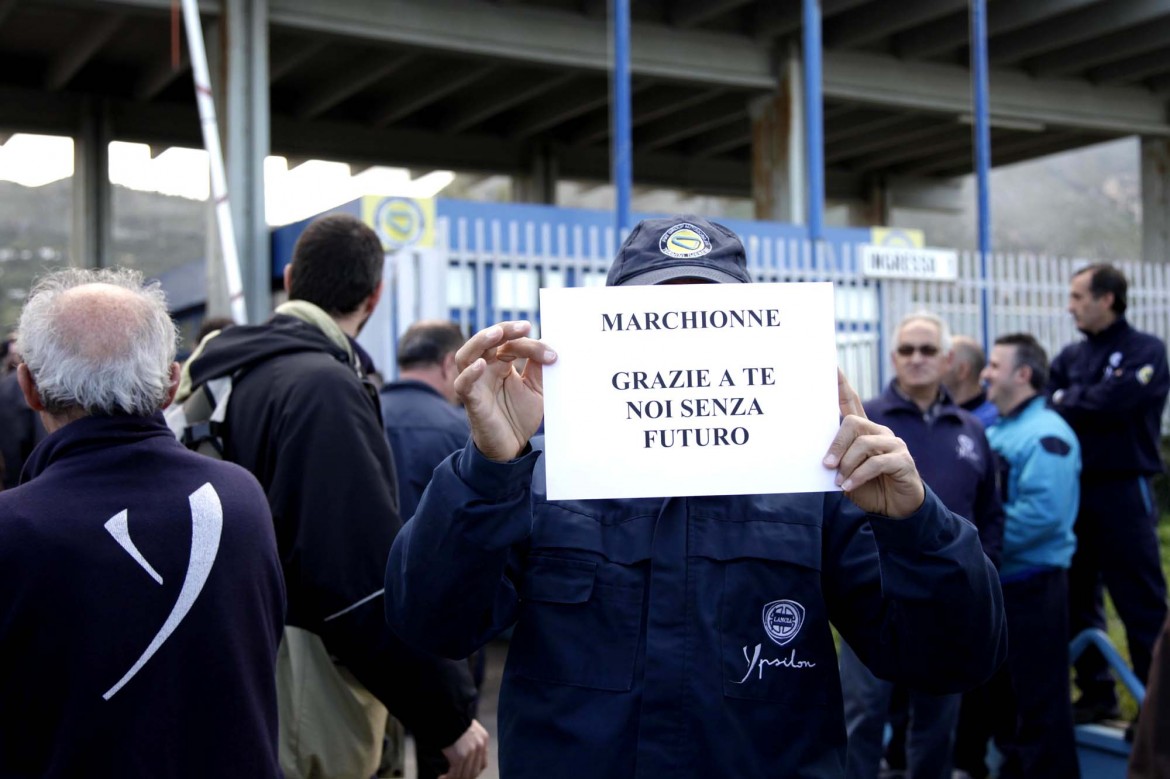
[18,268,179,417]
[896,310,953,353]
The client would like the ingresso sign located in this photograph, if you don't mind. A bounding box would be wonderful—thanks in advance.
[859,245,959,282]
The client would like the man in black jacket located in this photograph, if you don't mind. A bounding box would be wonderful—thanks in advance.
[187,214,487,779]
[0,268,285,777]
[1049,263,1170,724]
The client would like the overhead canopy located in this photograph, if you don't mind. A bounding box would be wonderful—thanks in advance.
[1,0,1168,198]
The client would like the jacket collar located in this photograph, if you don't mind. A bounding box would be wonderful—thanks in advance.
[21,412,172,484]
[1086,316,1130,345]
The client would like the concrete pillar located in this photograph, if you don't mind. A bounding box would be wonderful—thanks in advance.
[1142,136,1170,264]
[750,46,804,224]
[222,0,270,323]
[71,98,111,268]
[512,144,558,204]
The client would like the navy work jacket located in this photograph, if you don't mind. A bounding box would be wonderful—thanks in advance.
[386,440,1007,779]
[1048,317,1170,478]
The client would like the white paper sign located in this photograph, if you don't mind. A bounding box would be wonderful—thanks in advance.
[539,282,842,500]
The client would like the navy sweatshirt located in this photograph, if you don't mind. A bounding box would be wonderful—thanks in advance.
[0,413,285,778]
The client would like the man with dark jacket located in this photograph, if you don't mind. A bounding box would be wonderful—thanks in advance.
[0,268,285,777]
[386,216,1007,779]
[840,311,1004,779]
[1049,263,1170,724]
[0,337,46,489]
[186,214,486,779]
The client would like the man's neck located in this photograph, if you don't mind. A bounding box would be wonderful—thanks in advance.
[896,381,941,413]
[950,382,983,407]
[332,310,364,338]
[999,389,1038,417]
[398,366,449,401]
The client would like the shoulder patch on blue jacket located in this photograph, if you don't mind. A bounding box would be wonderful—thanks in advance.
[1040,436,1072,456]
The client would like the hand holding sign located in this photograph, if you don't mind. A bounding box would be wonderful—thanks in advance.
[454,320,557,462]
[823,369,925,519]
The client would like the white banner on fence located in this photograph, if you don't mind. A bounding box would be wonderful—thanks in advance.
[860,244,959,281]
[539,282,842,500]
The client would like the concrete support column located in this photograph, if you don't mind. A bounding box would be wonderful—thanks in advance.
[1142,136,1170,264]
[751,46,804,224]
[71,98,111,268]
[512,144,558,204]
[222,0,270,323]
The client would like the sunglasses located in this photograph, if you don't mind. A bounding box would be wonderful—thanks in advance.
[896,344,941,357]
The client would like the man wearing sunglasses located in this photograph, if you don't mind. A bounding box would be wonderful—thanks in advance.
[839,311,1004,779]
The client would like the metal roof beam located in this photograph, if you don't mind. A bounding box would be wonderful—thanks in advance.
[752,0,870,42]
[509,77,613,139]
[133,50,190,101]
[892,0,1101,61]
[45,12,125,90]
[569,85,724,146]
[441,71,575,134]
[293,51,415,119]
[671,0,753,29]
[989,0,1170,64]
[1029,16,1170,77]
[370,63,496,127]
[637,96,747,151]
[1090,49,1170,85]
[823,50,1170,136]
[686,121,752,159]
[826,120,956,164]
[824,0,967,50]
[265,0,775,89]
[269,38,328,82]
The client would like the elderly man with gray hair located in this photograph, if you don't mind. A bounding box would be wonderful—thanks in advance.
[0,268,285,777]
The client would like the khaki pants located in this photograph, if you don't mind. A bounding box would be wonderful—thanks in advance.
[277,626,389,779]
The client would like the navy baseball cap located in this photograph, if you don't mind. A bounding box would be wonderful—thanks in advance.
[605,216,752,287]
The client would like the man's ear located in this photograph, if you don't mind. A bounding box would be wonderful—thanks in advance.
[365,280,384,315]
[161,362,182,410]
[16,363,45,412]
[283,263,293,294]
[441,351,458,379]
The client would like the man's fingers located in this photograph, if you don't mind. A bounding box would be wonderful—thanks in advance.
[839,451,914,493]
[834,432,902,484]
[837,368,867,420]
[456,320,533,372]
[495,336,556,367]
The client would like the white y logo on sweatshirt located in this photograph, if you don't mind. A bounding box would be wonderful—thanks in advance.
[101,483,223,700]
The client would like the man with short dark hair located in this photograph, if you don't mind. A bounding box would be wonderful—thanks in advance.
[385,216,1007,779]
[0,268,285,777]
[186,214,486,779]
[1049,263,1170,724]
[955,333,1081,778]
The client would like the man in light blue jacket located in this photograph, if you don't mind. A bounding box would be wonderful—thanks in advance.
[957,332,1081,779]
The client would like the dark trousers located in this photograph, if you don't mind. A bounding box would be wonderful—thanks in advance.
[956,568,1079,778]
[1069,477,1168,702]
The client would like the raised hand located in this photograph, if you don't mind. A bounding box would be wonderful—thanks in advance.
[823,369,925,518]
[454,320,557,462]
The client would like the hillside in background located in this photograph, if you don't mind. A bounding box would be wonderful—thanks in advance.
[0,137,1145,332]
[896,137,1142,260]
[0,180,205,331]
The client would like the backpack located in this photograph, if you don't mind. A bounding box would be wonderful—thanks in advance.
[164,376,234,458]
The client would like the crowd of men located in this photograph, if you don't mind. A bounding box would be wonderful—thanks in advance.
[0,212,1166,779]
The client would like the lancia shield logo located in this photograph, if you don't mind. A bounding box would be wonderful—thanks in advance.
[659,222,713,259]
[763,599,805,647]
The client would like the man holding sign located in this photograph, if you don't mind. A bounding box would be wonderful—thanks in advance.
[386,217,1006,778]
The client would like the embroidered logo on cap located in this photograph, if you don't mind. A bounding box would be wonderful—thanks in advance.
[659,222,713,259]
[763,599,805,646]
